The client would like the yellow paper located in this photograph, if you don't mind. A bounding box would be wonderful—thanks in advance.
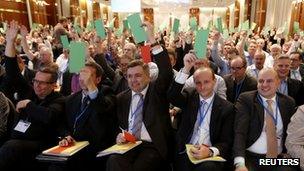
[185,144,226,164]
[42,141,89,157]
[97,141,142,157]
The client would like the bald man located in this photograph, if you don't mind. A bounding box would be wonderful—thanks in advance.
[234,68,297,171]
[168,64,234,171]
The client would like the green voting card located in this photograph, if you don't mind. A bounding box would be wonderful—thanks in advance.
[251,22,257,30]
[109,17,116,29]
[69,41,85,73]
[194,28,209,59]
[123,19,129,30]
[94,19,106,39]
[172,18,180,33]
[189,17,198,31]
[294,22,300,33]
[242,20,249,31]
[216,18,223,33]
[115,27,123,37]
[74,25,82,35]
[127,13,147,44]
[223,29,229,40]
[60,35,69,49]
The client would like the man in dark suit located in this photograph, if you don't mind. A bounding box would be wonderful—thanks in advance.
[289,52,304,82]
[106,22,174,171]
[234,68,297,171]
[168,52,234,171]
[53,61,117,171]
[274,54,304,106]
[224,56,257,103]
[0,21,65,170]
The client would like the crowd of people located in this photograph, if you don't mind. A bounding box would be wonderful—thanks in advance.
[0,17,304,171]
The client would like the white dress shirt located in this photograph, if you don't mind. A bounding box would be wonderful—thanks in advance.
[128,85,152,142]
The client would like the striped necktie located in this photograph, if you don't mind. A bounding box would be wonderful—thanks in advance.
[131,93,144,140]
[266,100,278,158]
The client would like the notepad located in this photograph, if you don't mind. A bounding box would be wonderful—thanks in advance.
[42,141,89,157]
[185,144,226,164]
[97,141,142,157]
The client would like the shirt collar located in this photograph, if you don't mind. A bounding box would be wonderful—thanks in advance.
[132,84,149,99]
[199,92,215,104]
[260,94,277,104]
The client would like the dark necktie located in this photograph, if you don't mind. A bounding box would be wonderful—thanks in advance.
[81,95,90,112]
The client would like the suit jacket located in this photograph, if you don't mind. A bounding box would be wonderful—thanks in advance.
[116,49,174,161]
[233,90,296,158]
[224,74,257,103]
[168,81,235,160]
[287,77,304,106]
[63,85,117,153]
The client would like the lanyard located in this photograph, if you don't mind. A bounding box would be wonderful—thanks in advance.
[130,96,144,126]
[197,97,214,127]
[73,102,90,133]
[257,95,279,125]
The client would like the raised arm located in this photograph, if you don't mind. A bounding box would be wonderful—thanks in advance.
[20,25,38,61]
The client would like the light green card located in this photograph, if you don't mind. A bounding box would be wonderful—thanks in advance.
[109,17,116,29]
[94,19,106,39]
[172,18,180,33]
[189,17,198,31]
[69,41,85,73]
[74,25,82,35]
[127,13,147,44]
[216,18,223,33]
[159,21,167,32]
[123,19,129,30]
[60,35,69,49]
[114,27,123,37]
[194,28,209,59]
[223,29,229,40]
[242,20,249,31]
[251,22,257,30]
[294,22,300,33]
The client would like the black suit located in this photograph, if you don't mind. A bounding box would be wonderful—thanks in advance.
[286,78,304,106]
[53,86,117,171]
[107,48,174,171]
[0,56,65,170]
[224,74,257,103]
[234,91,296,171]
[168,81,234,171]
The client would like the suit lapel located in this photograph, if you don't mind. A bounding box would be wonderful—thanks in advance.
[254,93,264,130]
[122,91,132,130]
[209,95,221,143]
[186,93,200,142]
[277,95,288,128]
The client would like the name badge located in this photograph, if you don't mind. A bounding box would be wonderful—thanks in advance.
[14,120,31,133]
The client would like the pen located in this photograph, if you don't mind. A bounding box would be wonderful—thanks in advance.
[119,127,125,136]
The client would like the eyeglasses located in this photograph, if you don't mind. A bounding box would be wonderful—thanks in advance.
[32,79,54,85]
[230,65,245,71]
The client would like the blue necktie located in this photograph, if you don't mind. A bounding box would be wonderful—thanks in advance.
[190,100,207,145]
[131,93,144,140]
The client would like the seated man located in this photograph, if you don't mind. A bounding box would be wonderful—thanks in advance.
[286,105,304,171]
[0,21,65,170]
[168,53,234,171]
[106,22,174,171]
[234,68,297,171]
[51,61,117,171]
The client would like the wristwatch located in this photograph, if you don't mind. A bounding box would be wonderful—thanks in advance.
[208,149,214,157]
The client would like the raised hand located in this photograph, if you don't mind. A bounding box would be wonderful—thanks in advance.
[20,25,28,38]
[6,20,19,42]
[183,51,196,73]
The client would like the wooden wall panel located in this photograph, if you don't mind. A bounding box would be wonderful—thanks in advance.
[234,0,240,27]
[290,2,304,34]
[143,8,154,25]
[189,8,199,26]
[92,2,101,20]
[254,0,266,32]
[0,0,29,28]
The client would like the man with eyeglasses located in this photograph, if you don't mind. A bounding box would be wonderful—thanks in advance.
[289,52,304,82]
[223,56,257,103]
[0,21,65,170]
